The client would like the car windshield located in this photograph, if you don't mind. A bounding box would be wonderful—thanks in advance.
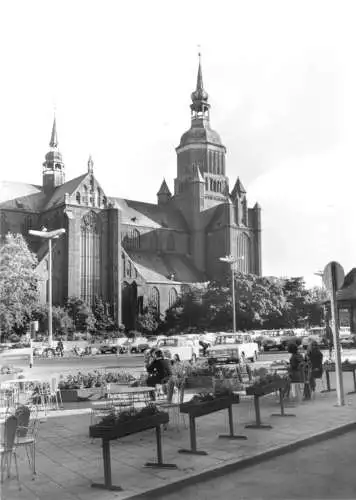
[158,338,178,347]
[215,335,242,345]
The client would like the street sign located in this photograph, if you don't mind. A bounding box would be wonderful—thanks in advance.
[323,261,345,292]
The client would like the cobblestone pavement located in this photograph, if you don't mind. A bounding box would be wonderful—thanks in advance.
[153,431,356,500]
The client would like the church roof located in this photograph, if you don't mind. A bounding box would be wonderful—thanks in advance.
[110,197,188,231]
[127,250,205,283]
[178,122,223,149]
[0,181,46,211]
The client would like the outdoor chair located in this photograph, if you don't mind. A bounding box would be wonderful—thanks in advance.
[0,414,21,489]
[14,405,39,479]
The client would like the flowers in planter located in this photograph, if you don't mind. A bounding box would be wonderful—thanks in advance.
[58,370,136,390]
[247,372,288,391]
[97,403,164,427]
[187,387,236,405]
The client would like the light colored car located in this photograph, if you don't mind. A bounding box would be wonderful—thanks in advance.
[207,333,259,365]
[99,337,128,354]
[156,336,200,362]
[130,337,149,353]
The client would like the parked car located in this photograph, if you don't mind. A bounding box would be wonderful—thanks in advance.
[155,336,200,362]
[279,330,300,350]
[340,334,356,348]
[130,337,149,353]
[207,333,259,365]
[261,331,283,351]
[99,337,128,355]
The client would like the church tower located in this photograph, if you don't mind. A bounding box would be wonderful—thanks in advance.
[174,54,229,214]
[42,116,65,192]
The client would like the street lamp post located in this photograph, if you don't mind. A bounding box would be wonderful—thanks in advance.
[29,228,66,347]
[219,255,244,333]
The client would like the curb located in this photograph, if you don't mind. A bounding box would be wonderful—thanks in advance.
[128,420,356,499]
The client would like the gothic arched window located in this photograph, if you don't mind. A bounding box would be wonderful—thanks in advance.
[80,211,101,305]
[131,229,140,249]
[237,233,251,274]
[83,185,88,205]
[150,287,160,317]
[167,233,175,251]
[168,288,178,308]
[205,178,209,190]
[76,192,81,204]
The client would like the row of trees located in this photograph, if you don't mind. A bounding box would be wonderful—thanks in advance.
[0,233,329,339]
[160,274,329,334]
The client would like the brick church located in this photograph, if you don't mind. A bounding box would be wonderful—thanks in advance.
[0,56,262,330]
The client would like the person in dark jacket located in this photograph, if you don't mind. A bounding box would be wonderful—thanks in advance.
[146,350,172,387]
[288,342,305,382]
[305,340,323,392]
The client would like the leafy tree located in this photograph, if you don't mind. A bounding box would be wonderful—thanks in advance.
[33,304,74,337]
[136,305,161,335]
[280,277,312,327]
[0,233,40,337]
[93,296,115,332]
[66,297,96,332]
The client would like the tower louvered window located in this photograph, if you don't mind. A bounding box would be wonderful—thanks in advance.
[80,211,101,305]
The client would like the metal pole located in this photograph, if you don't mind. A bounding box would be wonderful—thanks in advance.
[48,238,53,347]
[231,263,236,333]
[330,262,344,406]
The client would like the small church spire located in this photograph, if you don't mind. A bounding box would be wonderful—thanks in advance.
[88,154,94,174]
[49,116,58,148]
[196,52,204,91]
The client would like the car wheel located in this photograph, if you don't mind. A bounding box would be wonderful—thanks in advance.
[112,348,117,354]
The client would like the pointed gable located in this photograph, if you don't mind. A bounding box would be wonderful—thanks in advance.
[157,179,171,196]
[231,177,246,198]
[43,172,107,210]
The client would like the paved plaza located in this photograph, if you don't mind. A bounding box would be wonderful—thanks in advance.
[2,372,356,500]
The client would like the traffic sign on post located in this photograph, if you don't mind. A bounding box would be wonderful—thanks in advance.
[323,261,345,407]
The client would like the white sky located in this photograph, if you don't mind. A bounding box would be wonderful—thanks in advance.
[1,0,355,287]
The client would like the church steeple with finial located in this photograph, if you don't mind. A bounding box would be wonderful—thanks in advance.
[190,52,210,120]
[42,115,65,192]
[175,53,228,210]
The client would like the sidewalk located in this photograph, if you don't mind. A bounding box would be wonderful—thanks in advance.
[2,375,356,500]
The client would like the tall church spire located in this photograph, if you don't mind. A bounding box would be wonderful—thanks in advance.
[190,52,210,119]
[43,115,65,192]
[49,115,58,148]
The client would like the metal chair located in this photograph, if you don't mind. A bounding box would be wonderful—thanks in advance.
[0,414,20,489]
[14,405,39,479]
